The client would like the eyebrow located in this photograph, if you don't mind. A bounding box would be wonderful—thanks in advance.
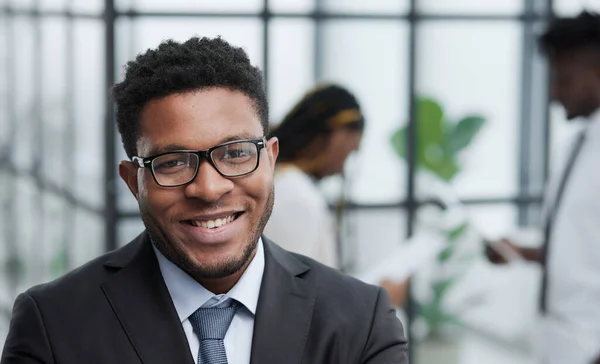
[147,133,263,156]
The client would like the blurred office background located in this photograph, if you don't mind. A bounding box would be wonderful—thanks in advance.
[1,0,598,362]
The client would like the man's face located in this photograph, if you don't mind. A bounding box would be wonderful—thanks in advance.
[550,53,600,120]
[119,89,278,281]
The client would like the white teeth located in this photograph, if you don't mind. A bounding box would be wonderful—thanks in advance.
[190,214,236,229]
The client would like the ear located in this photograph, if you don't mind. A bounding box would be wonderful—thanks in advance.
[266,137,279,170]
[119,160,140,200]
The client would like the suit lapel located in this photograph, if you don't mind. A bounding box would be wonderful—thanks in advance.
[250,238,316,364]
[101,233,194,364]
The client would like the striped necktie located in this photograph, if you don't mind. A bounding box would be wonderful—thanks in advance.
[539,131,586,313]
[189,300,240,364]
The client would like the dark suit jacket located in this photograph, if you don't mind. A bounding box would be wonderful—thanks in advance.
[1,232,408,364]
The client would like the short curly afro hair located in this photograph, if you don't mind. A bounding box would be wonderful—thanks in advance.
[112,36,269,159]
[538,11,600,56]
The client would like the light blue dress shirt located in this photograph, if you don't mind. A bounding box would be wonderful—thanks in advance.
[153,239,265,364]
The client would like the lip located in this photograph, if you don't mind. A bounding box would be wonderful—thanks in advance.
[179,212,244,245]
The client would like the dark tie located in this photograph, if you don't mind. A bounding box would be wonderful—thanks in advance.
[539,131,586,313]
[189,300,240,364]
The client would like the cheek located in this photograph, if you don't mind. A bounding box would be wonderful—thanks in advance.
[241,173,273,206]
[139,180,181,216]
[583,82,598,98]
[136,169,154,199]
[249,155,275,198]
[574,72,595,94]
[339,144,355,162]
[324,140,343,161]
[570,87,589,105]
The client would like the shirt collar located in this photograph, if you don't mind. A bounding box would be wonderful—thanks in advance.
[585,107,600,139]
[153,238,265,322]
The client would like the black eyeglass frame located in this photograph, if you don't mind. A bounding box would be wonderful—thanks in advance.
[131,138,267,187]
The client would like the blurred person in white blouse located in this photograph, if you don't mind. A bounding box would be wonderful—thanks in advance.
[263,84,409,307]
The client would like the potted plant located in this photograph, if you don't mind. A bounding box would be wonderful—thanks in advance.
[390,96,486,362]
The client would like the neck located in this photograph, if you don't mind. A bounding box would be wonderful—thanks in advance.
[308,171,323,181]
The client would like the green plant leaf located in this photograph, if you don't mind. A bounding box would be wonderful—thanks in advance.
[417,295,464,337]
[449,115,485,154]
[417,98,445,142]
[438,312,463,327]
[390,128,406,158]
[434,159,460,181]
[432,277,457,301]
[389,98,485,183]
[418,301,446,324]
[437,246,454,262]
[438,223,468,262]
[416,98,445,165]
[390,97,446,165]
[448,222,469,241]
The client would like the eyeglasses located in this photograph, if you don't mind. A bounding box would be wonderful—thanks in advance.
[132,138,266,187]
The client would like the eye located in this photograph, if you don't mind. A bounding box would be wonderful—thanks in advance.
[153,154,194,174]
[156,159,185,169]
[214,143,258,166]
[224,149,251,159]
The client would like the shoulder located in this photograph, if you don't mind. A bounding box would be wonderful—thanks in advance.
[281,247,399,351]
[296,253,381,305]
[266,239,381,313]
[278,247,407,360]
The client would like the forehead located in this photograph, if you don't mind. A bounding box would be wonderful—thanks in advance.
[137,88,263,156]
[550,50,597,72]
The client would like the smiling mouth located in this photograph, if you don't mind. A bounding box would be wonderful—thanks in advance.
[184,212,244,229]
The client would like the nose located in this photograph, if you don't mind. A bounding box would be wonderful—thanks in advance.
[183,160,234,203]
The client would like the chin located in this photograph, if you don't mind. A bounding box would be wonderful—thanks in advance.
[184,239,243,262]
[177,233,258,280]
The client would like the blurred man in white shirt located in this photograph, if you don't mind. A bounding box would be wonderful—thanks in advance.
[487,11,600,364]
